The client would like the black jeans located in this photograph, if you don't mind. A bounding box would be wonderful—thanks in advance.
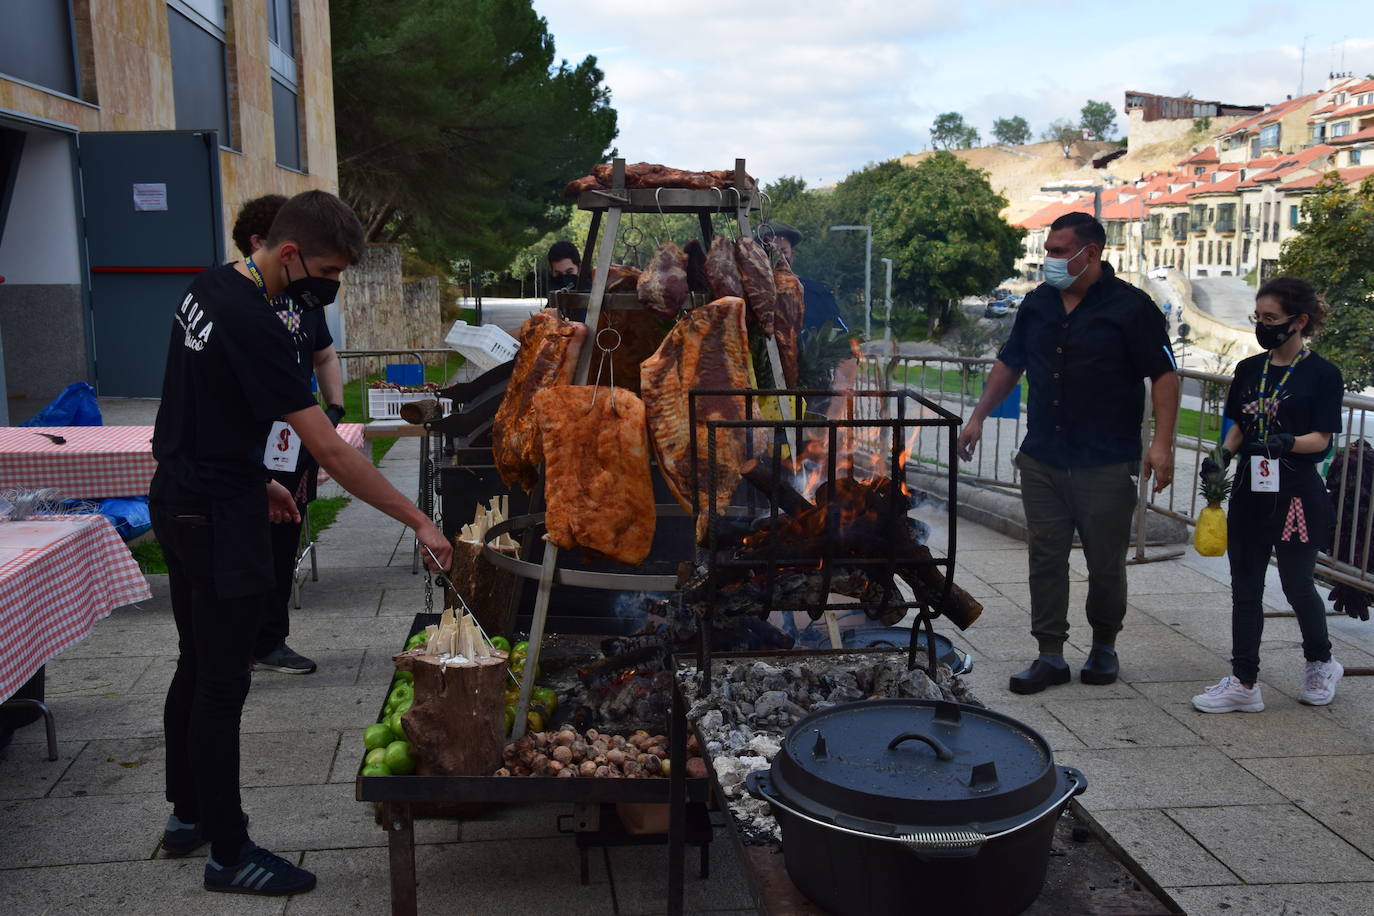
[255,504,306,658]
[1227,493,1332,685]
[153,503,262,862]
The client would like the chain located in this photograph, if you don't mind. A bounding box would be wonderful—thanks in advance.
[422,427,439,616]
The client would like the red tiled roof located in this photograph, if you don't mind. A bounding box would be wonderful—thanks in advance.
[1179,146,1218,164]
[1329,124,1374,146]
[1190,172,1244,196]
[1237,145,1335,187]
[1016,198,1093,230]
[1281,166,1374,192]
[1146,183,1202,206]
[1219,93,1319,136]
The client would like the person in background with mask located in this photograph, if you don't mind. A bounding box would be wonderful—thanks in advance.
[230,195,344,676]
[956,212,1179,694]
[150,190,451,896]
[547,240,580,291]
[1192,277,1344,713]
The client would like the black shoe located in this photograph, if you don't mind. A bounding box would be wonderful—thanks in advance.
[254,644,317,675]
[204,844,316,896]
[1009,660,1071,695]
[1081,647,1119,685]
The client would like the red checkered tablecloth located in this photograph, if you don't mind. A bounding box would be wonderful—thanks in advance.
[0,516,151,702]
[0,426,156,500]
[0,423,367,498]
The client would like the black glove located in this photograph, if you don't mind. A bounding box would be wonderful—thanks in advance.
[1199,449,1233,483]
[1329,584,1371,622]
[1242,433,1295,457]
[325,403,345,427]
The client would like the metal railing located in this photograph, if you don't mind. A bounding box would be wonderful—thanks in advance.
[859,354,1374,593]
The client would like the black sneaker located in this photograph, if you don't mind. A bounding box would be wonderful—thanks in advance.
[254,644,317,675]
[204,844,317,896]
[162,813,250,857]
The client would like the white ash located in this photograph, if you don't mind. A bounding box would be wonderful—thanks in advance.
[678,652,982,845]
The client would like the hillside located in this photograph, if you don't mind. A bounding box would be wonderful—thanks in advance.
[899,125,1213,224]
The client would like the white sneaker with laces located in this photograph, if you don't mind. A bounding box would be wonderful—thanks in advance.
[1299,659,1343,706]
[1192,676,1264,713]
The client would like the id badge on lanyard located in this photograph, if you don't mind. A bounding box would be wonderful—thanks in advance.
[263,421,301,472]
[1250,455,1279,492]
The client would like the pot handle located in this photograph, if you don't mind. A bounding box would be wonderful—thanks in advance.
[900,828,987,860]
[887,731,954,761]
[1062,765,1088,797]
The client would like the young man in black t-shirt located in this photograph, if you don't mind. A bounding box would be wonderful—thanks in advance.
[150,191,452,896]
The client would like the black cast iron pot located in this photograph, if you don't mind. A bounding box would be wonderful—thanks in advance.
[746,698,1086,916]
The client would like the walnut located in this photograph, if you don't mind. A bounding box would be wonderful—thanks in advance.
[606,749,626,767]
[552,745,573,764]
[579,760,598,777]
[595,765,611,778]
[546,760,564,775]
[553,730,577,747]
[555,768,575,778]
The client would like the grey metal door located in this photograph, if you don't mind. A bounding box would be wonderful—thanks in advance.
[78,130,223,397]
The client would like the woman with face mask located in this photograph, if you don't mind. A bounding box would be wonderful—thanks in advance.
[1193,277,1345,714]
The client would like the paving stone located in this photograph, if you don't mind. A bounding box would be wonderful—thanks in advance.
[42,654,153,696]
[1121,563,1233,595]
[610,837,754,916]
[5,690,168,742]
[956,549,1061,585]
[238,782,455,853]
[0,859,283,914]
[971,653,1144,702]
[56,620,178,660]
[1064,624,1228,684]
[1055,746,1284,810]
[1241,755,1374,860]
[1089,808,1238,887]
[948,567,1004,598]
[1168,882,1374,916]
[972,693,1087,751]
[1166,804,1374,883]
[1132,680,1374,758]
[0,791,165,866]
[328,729,367,784]
[396,837,614,915]
[0,739,84,800]
[247,650,369,693]
[379,586,434,617]
[458,802,573,842]
[287,615,418,652]
[1043,697,1203,750]
[240,685,380,736]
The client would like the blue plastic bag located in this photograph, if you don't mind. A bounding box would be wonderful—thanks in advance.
[20,382,103,427]
[98,497,152,540]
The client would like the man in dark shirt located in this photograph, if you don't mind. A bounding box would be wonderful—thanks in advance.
[957,212,1179,694]
[150,191,452,896]
[755,220,848,332]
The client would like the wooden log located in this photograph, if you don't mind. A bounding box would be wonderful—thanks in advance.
[399,398,442,425]
[393,651,508,777]
[449,538,519,639]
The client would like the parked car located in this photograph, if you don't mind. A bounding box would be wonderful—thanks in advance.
[984,300,1014,318]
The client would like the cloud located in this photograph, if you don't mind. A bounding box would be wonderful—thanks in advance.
[1212,2,1298,38]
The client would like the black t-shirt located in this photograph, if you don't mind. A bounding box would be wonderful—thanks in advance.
[150,264,318,506]
[998,263,1175,468]
[1224,350,1343,479]
[799,276,848,332]
[265,297,333,497]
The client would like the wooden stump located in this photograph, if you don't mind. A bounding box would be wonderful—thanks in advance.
[449,539,519,639]
[394,651,508,777]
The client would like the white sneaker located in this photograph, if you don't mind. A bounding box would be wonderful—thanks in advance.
[1299,659,1343,706]
[1192,676,1265,713]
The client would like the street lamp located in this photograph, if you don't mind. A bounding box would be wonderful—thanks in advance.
[880,257,893,342]
[830,224,871,339]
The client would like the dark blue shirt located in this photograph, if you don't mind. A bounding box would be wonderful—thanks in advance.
[800,276,847,332]
[997,263,1175,469]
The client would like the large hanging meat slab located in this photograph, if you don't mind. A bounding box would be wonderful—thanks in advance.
[733,237,777,335]
[773,268,805,388]
[705,235,744,300]
[532,385,655,566]
[637,242,690,318]
[641,297,753,544]
[491,310,587,492]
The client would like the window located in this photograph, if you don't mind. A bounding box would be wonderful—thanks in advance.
[1259,124,1280,149]
[1353,150,1363,166]
[168,4,232,147]
[1217,203,1235,233]
[1243,203,1253,230]
[1289,204,1300,229]
[1189,204,1209,232]
[1331,121,1351,139]
[268,0,303,171]
[1207,241,1214,262]
[1226,242,1232,264]
[1311,124,1327,144]
[1250,138,1261,159]
[0,1,79,97]
[1197,241,1204,262]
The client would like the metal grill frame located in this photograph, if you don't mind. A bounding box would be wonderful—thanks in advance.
[686,386,962,687]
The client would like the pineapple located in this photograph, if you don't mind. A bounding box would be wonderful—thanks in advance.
[1194,445,1233,556]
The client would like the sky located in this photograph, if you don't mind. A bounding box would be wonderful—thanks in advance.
[535,0,1374,187]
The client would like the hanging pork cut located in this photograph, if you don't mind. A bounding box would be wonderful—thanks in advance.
[604,263,641,292]
[637,242,690,318]
[705,235,744,300]
[734,237,777,335]
[532,385,655,566]
[641,297,753,544]
[562,162,757,198]
[773,269,806,388]
[492,310,588,492]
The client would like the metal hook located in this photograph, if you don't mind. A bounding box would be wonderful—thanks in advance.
[587,326,622,412]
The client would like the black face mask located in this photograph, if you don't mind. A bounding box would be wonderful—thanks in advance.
[1255,318,1296,350]
[549,273,577,291]
[285,253,339,312]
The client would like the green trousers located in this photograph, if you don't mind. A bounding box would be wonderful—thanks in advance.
[1016,452,1139,654]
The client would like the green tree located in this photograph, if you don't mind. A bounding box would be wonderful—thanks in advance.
[931,112,980,150]
[1079,100,1118,140]
[332,0,618,268]
[991,115,1031,146]
[1279,175,1374,387]
[1042,118,1080,157]
[870,152,1025,335]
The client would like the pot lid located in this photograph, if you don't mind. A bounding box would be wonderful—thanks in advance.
[770,699,1058,832]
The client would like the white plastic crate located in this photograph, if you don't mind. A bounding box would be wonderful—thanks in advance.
[366,389,454,421]
[445,320,519,370]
